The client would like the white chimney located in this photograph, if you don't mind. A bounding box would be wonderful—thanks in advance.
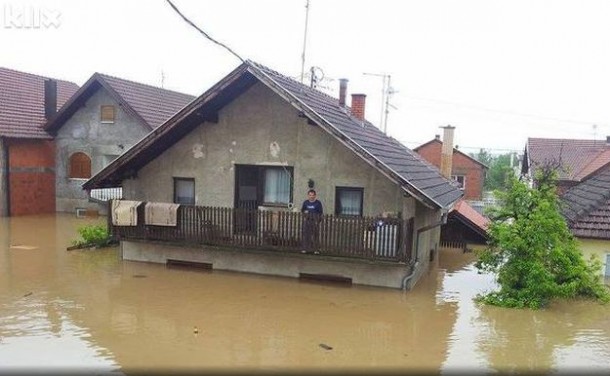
[440,125,455,179]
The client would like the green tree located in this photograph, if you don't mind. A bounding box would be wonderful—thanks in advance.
[475,169,610,309]
[485,153,515,191]
[471,150,516,191]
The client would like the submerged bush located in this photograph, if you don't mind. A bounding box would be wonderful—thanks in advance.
[475,169,610,309]
[72,224,112,248]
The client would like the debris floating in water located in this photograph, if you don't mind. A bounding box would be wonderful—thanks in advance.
[193,326,199,334]
[319,343,333,350]
[23,292,33,297]
[132,275,147,278]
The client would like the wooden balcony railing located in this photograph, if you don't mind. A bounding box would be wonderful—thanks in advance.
[109,201,409,263]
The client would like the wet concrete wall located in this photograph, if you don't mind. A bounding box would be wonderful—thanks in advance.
[121,240,413,289]
[54,88,148,213]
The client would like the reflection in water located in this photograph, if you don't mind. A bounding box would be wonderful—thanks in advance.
[0,214,609,374]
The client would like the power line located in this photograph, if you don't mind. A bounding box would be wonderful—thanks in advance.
[166,0,245,63]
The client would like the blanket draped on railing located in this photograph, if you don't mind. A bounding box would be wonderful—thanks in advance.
[144,202,180,226]
[111,200,142,226]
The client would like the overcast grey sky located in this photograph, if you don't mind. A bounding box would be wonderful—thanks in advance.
[3,0,610,155]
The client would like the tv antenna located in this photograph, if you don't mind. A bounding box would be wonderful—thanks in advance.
[363,72,397,134]
[300,0,311,84]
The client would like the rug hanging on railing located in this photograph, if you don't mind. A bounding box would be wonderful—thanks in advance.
[144,202,180,226]
[111,200,142,226]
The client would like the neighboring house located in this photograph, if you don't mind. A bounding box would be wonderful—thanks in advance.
[84,61,463,289]
[523,136,610,277]
[0,67,79,216]
[522,137,610,194]
[415,133,489,248]
[44,73,195,213]
[561,166,610,278]
[414,135,488,201]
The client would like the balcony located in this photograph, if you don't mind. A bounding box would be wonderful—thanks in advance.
[108,202,409,263]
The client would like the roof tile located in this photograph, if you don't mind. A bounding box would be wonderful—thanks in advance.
[0,67,78,139]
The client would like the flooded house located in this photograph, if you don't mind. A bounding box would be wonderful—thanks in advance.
[0,67,79,216]
[84,61,463,289]
[523,137,610,278]
[43,73,195,215]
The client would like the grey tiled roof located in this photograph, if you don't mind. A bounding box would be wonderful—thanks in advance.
[561,167,610,239]
[249,62,462,209]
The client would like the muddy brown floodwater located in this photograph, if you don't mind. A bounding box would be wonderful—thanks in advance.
[1,214,609,374]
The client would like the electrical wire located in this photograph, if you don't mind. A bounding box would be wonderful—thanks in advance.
[165,0,245,63]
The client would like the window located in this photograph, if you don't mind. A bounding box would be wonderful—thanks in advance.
[235,165,293,207]
[452,175,466,190]
[263,168,291,204]
[69,152,91,179]
[174,178,195,205]
[100,105,115,123]
[335,187,363,216]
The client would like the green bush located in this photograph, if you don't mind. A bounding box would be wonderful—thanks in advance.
[475,169,610,309]
[72,224,111,248]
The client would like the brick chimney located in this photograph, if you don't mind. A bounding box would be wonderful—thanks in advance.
[440,125,455,179]
[351,93,366,121]
[339,78,348,107]
[44,79,57,120]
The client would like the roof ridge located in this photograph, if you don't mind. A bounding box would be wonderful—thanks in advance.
[96,72,196,98]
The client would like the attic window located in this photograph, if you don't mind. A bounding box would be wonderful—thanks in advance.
[101,105,115,123]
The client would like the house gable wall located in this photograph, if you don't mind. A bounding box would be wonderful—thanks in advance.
[123,82,420,219]
[416,142,485,200]
[54,88,149,213]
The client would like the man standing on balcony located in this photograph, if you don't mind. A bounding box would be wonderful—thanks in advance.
[301,189,323,254]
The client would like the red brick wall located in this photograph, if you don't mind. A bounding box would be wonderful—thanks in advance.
[416,141,486,201]
[7,139,56,215]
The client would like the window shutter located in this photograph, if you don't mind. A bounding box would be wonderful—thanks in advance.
[100,105,115,123]
[69,152,91,179]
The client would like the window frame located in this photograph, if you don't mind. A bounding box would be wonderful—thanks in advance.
[451,174,466,190]
[100,105,116,124]
[335,186,364,217]
[173,177,195,205]
[68,152,92,179]
[234,165,294,208]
